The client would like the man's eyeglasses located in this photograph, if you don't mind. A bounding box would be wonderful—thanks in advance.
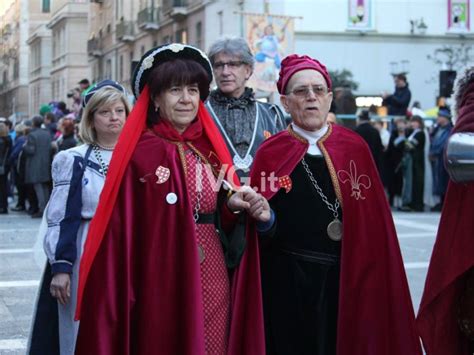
[213,61,246,71]
[287,85,329,98]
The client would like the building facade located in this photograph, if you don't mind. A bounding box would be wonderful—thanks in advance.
[1,0,473,119]
[48,0,89,104]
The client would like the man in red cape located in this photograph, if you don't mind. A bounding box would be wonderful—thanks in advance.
[416,67,474,354]
[249,54,422,354]
[73,44,265,354]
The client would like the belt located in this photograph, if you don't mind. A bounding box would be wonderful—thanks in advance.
[278,245,340,265]
[196,212,216,225]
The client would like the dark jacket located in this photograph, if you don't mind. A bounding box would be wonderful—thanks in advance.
[383,85,411,116]
[57,134,77,152]
[0,136,12,173]
[355,122,384,173]
[9,135,26,167]
[23,128,52,184]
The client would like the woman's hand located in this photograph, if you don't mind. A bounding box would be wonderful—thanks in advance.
[227,186,271,222]
[50,273,71,305]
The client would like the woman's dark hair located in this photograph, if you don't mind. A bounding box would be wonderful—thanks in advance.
[410,115,424,129]
[62,118,75,136]
[146,59,210,127]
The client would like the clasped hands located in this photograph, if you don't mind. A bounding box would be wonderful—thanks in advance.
[227,186,271,223]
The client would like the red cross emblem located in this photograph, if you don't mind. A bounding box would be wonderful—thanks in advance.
[278,175,292,193]
[155,166,170,184]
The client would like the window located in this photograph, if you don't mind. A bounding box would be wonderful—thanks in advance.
[119,55,123,81]
[105,59,112,79]
[42,0,50,13]
[175,29,187,43]
[448,0,470,32]
[195,22,202,49]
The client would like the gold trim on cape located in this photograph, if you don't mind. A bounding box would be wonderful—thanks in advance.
[287,123,344,208]
[317,124,344,208]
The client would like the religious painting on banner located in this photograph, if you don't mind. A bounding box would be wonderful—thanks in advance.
[448,0,471,32]
[347,0,374,31]
[245,14,294,93]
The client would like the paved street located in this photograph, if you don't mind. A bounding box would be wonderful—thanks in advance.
[0,209,441,354]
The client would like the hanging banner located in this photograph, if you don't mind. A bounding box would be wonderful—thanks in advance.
[245,14,294,93]
[347,0,374,31]
[448,0,470,32]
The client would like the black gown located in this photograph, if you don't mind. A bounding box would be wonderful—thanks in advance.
[409,131,425,211]
[260,155,342,355]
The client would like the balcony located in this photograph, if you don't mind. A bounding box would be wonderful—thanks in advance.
[163,0,188,21]
[87,37,102,57]
[116,20,135,42]
[137,7,160,31]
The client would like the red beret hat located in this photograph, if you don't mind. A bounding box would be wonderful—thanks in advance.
[277,54,332,94]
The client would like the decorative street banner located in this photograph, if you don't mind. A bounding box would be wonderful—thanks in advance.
[347,0,374,31]
[245,14,294,93]
[448,0,470,32]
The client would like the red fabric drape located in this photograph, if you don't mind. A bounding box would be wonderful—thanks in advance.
[416,81,474,355]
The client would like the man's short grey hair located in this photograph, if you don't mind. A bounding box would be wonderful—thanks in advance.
[208,37,255,70]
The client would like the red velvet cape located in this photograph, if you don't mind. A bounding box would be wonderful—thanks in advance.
[75,100,264,353]
[250,123,422,355]
[416,83,474,355]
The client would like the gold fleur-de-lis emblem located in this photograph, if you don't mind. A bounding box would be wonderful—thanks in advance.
[337,160,371,200]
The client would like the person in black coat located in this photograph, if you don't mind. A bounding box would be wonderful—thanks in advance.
[382,74,411,116]
[354,110,384,175]
[385,118,408,207]
[406,115,426,211]
[9,124,28,211]
[0,123,12,214]
[57,117,77,152]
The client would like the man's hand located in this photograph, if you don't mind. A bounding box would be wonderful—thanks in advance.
[50,273,71,305]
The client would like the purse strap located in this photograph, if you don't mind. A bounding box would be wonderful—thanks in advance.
[81,145,93,174]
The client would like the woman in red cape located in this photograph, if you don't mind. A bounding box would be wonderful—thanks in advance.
[416,67,474,354]
[74,44,266,354]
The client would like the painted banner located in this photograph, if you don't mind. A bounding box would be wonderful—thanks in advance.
[347,0,374,30]
[245,14,294,93]
[448,0,470,32]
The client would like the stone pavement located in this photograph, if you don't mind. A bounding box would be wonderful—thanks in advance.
[0,210,441,354]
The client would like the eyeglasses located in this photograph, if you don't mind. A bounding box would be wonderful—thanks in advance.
[287,85,329,98]
[213,61,246,71]
[95,108,126,118]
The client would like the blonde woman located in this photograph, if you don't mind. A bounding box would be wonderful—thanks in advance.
[28,80,131,355]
